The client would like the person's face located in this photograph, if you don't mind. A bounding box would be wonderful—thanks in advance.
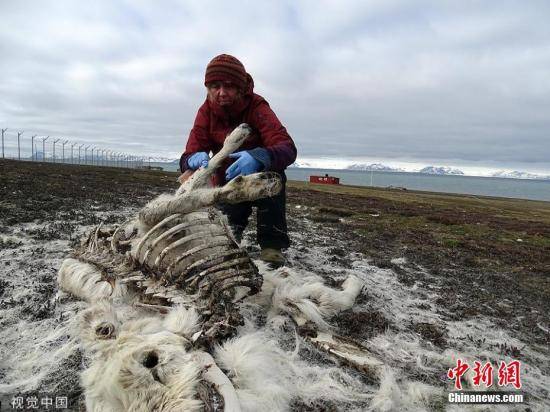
[207,81,241,106]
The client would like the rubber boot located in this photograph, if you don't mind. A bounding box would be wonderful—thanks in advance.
[260,248,285,268]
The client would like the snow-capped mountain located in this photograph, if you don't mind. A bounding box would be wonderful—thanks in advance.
[419,166,464,176]
[145,156,179,163]
[491,171,550,180]
[289,161,315,168]
[283,159,550,180]
[346,163,403,172]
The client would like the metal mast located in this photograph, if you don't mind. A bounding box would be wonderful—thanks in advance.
[31,135,37,161]
[84,145,90,165]
[42,136,49,161]
[17,131,24,160]
[70,143,77,164]
[78,144,85,165]
[52,138,60,163]
[1,128,6,158]
[62,140,68,163]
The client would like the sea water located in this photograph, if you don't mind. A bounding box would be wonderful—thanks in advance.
[285,168,550,202]
[155,162,550,202]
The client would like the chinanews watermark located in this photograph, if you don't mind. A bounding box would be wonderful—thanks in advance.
[448,392,525,404]
[0,393,71,411]
[446,358,526,405]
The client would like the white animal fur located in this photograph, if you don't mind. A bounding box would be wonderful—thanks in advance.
[214,328,371,412]
[82,331,203,412]
[175,123,253,196]
[252,263,364,329]
[369,367,442,411]
[59,235,367,411]
[79,303,207,412]
[139,124,282,229]
[58,258,128,302]
[214,332,294,411]
[75,275,368,412]
[163,305,201,339]
[138,175,282,229]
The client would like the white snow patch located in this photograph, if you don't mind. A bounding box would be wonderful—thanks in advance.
[390,257,408,265]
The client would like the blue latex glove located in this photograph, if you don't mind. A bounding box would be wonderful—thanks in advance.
[187,152,209,170]
[225,151,262,181]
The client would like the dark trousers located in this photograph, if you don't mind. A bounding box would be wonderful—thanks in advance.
[218,173,290,250]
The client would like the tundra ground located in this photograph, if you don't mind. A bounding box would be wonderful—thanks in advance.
[0,159,548,411]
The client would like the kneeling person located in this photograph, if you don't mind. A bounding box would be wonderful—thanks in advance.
[180,54,297,266]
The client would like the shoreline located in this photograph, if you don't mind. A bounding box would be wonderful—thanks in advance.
[288,179,550,205]
[289,166,550,181]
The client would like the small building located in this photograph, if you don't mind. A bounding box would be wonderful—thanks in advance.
[139,165,164,171]
[309,174,340,185]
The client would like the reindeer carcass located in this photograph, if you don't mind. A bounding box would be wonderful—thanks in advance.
[58,124,377,411]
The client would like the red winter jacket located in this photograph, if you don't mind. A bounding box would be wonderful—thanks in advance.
[180,75,297,186]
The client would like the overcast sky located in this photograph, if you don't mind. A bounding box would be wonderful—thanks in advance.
[1,1,549,172]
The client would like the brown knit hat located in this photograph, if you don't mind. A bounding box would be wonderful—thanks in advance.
[204,54,247,91]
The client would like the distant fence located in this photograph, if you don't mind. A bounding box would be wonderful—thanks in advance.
[1,127,147,169]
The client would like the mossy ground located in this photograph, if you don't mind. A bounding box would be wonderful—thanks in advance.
[1,159,549,409]
[2,159,548,344]
[287,181,550,346]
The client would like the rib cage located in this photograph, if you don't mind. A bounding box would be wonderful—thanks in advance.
[128,208,262,302]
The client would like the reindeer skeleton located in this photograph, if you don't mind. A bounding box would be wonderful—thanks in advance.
[58,124,379,411]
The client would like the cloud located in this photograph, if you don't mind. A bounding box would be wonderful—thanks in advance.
[0,0,549,169]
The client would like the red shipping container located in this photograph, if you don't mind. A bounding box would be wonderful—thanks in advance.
[309,174,340,185]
